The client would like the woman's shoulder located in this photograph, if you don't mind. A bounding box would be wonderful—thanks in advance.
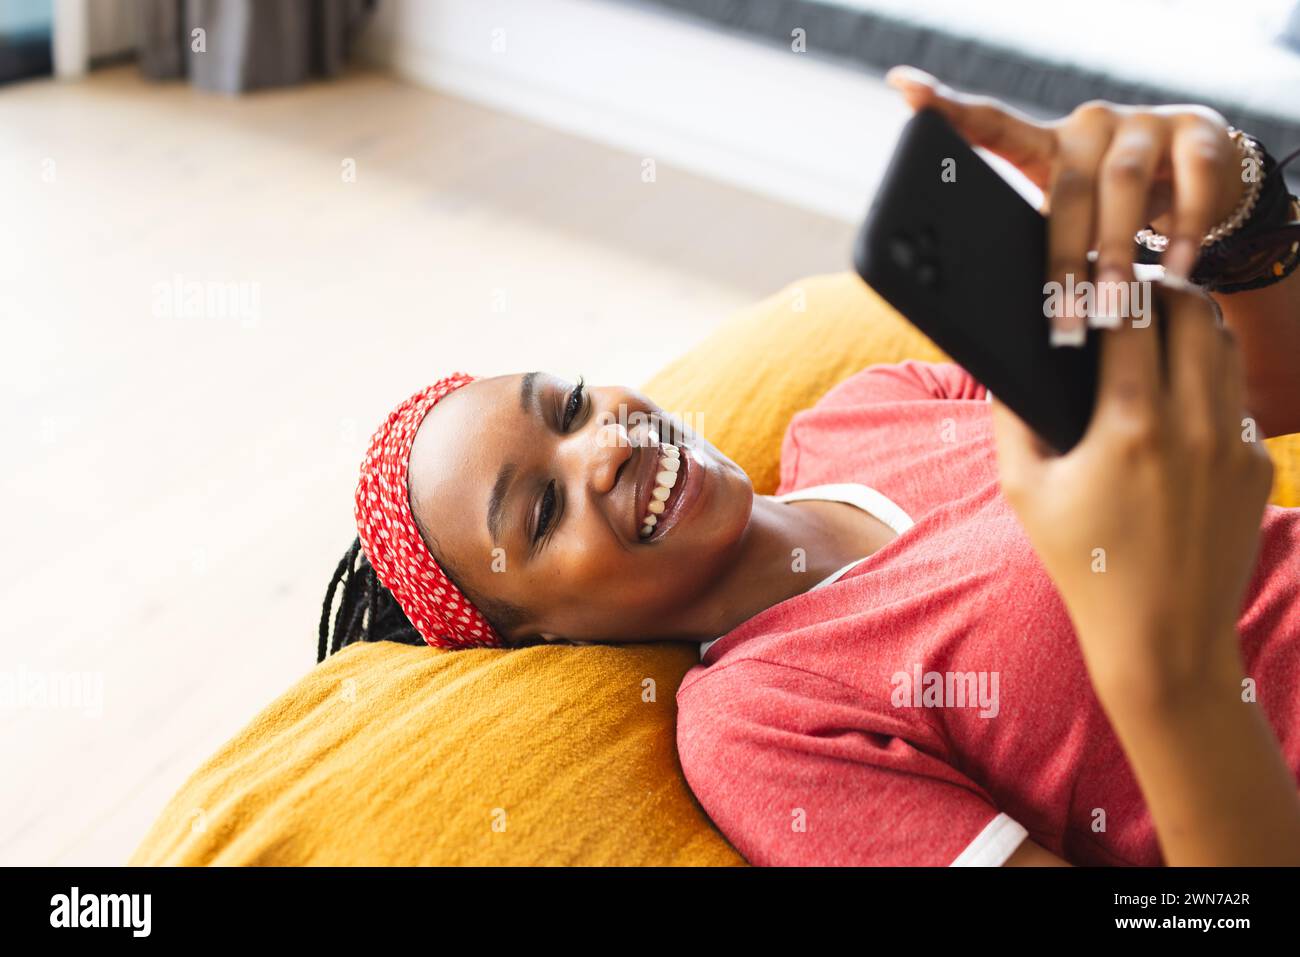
[813,361,982,412]
[776,360,990,499]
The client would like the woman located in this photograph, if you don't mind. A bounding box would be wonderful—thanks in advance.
[319,68,1300,865]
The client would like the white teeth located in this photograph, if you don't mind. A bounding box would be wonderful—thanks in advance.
[639,443,684,540]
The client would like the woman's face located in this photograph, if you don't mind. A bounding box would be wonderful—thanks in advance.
[407,372,753,644]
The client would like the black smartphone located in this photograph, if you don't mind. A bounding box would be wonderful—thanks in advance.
[852,107,1099,453]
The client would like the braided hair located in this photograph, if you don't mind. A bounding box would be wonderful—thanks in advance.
[317,538,425,663]
[317,537,532,663]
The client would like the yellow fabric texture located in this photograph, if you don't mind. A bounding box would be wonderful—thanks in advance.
[130,272,1300,866]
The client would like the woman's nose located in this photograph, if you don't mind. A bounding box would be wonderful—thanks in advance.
[586,419,633,494]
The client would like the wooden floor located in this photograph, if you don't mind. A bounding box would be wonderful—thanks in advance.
[0,66,855,864]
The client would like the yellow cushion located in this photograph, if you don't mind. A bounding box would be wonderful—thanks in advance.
[130,272,1300,866]
[1270,429,1300,507]
[130,640,739,865]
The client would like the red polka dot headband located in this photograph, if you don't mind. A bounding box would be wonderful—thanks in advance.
[354,372,503,651]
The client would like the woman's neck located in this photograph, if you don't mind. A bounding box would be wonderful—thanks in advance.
[676,492,895,641]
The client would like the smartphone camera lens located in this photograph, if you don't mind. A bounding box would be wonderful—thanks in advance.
[888,233,916,270]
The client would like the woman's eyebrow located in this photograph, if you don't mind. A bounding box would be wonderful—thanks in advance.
[487,463,517,545]
[519,371,541,412]
[486,372,549,546]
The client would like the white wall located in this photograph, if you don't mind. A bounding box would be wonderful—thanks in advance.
[52,0,88,77]
[358,0,910,222]
[53,0,134,77]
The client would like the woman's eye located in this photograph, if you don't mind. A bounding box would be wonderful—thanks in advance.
[534,481,557,542]
[562,377,585,431]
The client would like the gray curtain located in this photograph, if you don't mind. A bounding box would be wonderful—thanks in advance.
[136,0,375,94]
[1286,1,1300,53]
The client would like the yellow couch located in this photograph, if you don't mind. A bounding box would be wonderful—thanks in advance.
[130,273,1300,866]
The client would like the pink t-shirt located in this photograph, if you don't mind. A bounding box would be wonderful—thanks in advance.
[675,361,1300,866]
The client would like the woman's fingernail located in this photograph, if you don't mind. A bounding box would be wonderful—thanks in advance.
[1050,323,1086,347]
[886,65,936,89]
[1163,237,1198,280]
[1160,271,1200,294]
[1089,269,1126,328]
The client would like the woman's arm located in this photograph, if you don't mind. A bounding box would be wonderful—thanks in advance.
[884,72,1300,861]
[991,278,1300,865]
[1005,839,1072,866]
[1101,646,1300,865]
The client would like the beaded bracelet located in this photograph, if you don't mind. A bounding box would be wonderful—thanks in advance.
[1132,134,1300,294]
[1134,129,1264,255]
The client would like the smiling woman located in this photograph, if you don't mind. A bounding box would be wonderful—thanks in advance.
[408,371,734,646]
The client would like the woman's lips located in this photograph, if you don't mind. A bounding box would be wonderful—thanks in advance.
[633,440,703,544]
[635,442,681,537]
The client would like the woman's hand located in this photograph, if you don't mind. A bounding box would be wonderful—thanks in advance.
[991,280,1300,866]
[990,279,1273,707]
[886,66,1248,342]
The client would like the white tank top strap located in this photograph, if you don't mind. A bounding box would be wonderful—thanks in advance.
[772,482,914,535]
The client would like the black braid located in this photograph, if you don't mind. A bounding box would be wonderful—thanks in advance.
[317,537,425,664]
